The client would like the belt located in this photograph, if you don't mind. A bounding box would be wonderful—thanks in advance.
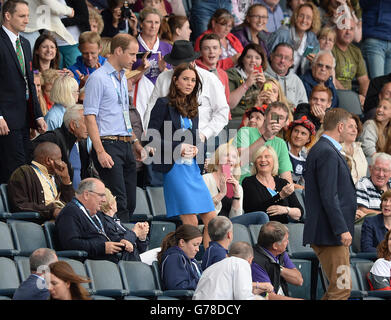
[101,135,132,142]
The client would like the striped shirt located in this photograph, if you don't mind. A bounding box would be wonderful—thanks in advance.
[355,177,391,209]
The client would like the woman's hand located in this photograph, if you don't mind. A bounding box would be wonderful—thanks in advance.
[128,11,138,36]
[158,52,167,73]
[266,205,289,216]
[257,89,273,105]
[181,143,197,158]
[245,69,262,88]
[280,183,295,199]
[227,176,240,198]
[218,174,227,197]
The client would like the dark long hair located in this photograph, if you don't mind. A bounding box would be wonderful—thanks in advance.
[168,63,201,119]
[237,43,268,71]
[377,229,391,261]
[157,224,202,265]
[33,33,60,71]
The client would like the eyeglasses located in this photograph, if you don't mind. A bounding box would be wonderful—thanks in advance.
[372,167,391,174]
[316,63,333,70]
[249,15,268,21]
[89,190,106,198]
[273,54,292,61]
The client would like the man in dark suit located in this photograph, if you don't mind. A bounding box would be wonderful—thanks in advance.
[13,248,58,300]
[303,108,357,300]
[0,0,47,183]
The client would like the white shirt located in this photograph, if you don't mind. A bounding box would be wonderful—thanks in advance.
[143,65,229,140]
[2,25,20,52]
[193,256,260,300]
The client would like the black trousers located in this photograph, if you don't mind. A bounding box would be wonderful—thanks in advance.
[92,140,137,223]
[0,128,32,184]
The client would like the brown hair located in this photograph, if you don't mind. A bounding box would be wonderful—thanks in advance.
[207,8,234,30]
[243,4,268,28]
[168,63,201,119]
[33,33,60,71]
[79,31,102,47]
[376,230,391,261]
[157,224,203,265]
[110,33,137,54]
[290,2,321,35]
[375,99,391,154]
[49,261,91,300]
[199,33,221,50]
[2,0,28,19]
[323,108,351,131]
[167,15,188,42]
[237,43,268,71]
[88,7,104,35]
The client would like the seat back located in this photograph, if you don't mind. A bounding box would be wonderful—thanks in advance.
[0,257,20,297]
[119,261,160,293]
[354,260,374,291]
[231,223,252,245]
[8,221,47,256]
[84,259,127,297]
[131,187,152,221]
[294,189,306,220]
[0,221,18,256]
[286,223,314,257]
[287,259,311,300]
[149,221,176,249]
[145,186,166,217]
[14,256,30,282]
[59,257,91,291]
[336,90,363,116]
[352,223,362,253]
[248,224,263,246]
[43,221,57,250]
[0,184,10,212]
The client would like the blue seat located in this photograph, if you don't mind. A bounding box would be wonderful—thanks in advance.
[0,257,20,297]
[0,221,19,257]
[8,220,47,256]
[14,256,30,282]
[350,223,377,260]
[130,187,153,222]
[118,260,163,298]
[145,186,166,217]
[149,221,176,250]
[286,223,316,259]
[287,259,311,300]
[232,223,252,245]
[248,224,263,246]
[59,257,92,293]
[336,90,363,116]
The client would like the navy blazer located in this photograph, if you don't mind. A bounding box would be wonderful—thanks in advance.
[303,136,357,246]
[361,214,389,253]
[0,28,42,130]
[147,97,201,173]
[13,274,49,300]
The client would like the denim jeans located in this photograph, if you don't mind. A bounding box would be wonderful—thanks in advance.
[230,211,269,227]
[190,0,232,42]
[361,37,391,79]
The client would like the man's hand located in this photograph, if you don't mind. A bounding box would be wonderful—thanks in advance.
[311,105,326,122]
[50,159,71,184]
[97,150,114,168]
[0,118,10,135]
[120,239,134,253]
[36,118,47,134]
[105,242,126,254]
[340,231,352,247]
[134,142,147,162]
[133,222,149,240]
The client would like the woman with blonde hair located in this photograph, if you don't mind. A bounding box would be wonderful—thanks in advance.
[242,145,303,223]
[48,261,91,300]
[203,143,269,226]
[44,75,79,131]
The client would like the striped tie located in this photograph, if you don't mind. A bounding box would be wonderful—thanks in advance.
[15,38,25,75]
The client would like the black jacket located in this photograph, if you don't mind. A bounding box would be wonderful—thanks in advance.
[62,0,90,34]
[253,245,289,296]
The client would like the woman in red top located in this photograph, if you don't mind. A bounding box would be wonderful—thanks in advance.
[194,9,244,71]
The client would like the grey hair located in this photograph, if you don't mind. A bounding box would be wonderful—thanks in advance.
[30,248,57,273]
[208,216,233,241]
[63,104,84,130]
[312,50,336,68]
[76,178,98,195]
[228,241,254,260]
[371,152,391,169]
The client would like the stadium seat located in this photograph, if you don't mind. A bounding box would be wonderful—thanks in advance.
[123,295,149,300]
[350,223,377,260]
[288,258,311,300]
[151,261,194,299]
[354,260,391,299]
[0,221,19,257]
[149,221,176,250]
[0,257,20,297]
[232,223,253,245]
[131,187,153,222]
[84,259,128,298]
[59,257,92,293]
[336,90,363,116]
[286,223,316,259]
[91,295,115,300]
[294,188,306,220]
[145,186,166,217]
[8,220,47,256]
[248,224,263,246]
[43,221,88,259]
[0,192,11,220]
[118,260,163,298]
[14,256,30,282]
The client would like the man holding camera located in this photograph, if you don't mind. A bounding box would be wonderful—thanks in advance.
[101,0,138,38]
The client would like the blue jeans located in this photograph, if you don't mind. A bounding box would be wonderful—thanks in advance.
[361,38,391,79]
[230,211,269,227]
[190,0,232,42]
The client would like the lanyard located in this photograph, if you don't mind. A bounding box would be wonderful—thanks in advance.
[110,72,127,110]
[72,198,111,241]
[180,116,192,131]
[31,163,56,199]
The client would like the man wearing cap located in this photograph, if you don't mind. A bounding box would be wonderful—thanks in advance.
[284,116,316,188]
[143,40,230,148]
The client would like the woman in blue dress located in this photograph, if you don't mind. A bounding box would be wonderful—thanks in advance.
[148,63,216,248]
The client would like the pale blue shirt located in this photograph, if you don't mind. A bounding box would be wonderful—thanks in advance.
[44,103,66,131]
[322,134,342,152]
[83,61,131,136]
[255,0,284,33]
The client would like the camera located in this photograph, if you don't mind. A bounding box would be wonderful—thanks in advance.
[121,0,133,19]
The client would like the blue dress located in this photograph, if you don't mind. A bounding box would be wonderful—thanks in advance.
[163,117,215,217]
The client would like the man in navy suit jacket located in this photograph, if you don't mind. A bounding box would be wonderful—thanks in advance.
[0,0,47,183]
[303,108,357,300]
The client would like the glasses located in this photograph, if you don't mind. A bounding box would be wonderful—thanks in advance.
[273,54,292,61]
[249,15,268,20]
[373,167,391,174]
[316,63,333,70]
[89,190,106,198]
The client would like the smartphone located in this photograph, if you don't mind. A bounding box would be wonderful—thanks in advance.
[136,51,151,60]
[271,113,279,123]
[264,83,272,91]
[222,164,234,198]
[303,45,314,57]
[253,65,263,73]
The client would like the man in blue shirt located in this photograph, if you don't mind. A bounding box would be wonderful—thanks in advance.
[13,248,58,300]
[84,33,147,223]
[68,31,107,88]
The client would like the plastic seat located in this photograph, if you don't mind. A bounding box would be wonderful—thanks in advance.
[294,189,306,220]
[0,189,11,220]
[43,221,88,259]
[118,260,163,298]
[0,221,19,257]
[131,187,153,222]
[0,257,20,297]
[336,90,363,116]
[248,224,263,246]
[287,259,311,300]
[286,223,316,259]
[8,220,47,256]
[354,260,391,299]
[14,256,30,282]
[84,259,128,298]
[232,223,253,245]
[145,186,166,217]
[350,223,377,260]
[151,261,194,299]
[59,257,92,293]
[149,221,176,250]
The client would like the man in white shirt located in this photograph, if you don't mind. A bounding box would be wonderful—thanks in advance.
[193,241,272,300]
[143,40,229,143]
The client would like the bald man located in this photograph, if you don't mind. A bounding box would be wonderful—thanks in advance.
[8,141,74,221]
